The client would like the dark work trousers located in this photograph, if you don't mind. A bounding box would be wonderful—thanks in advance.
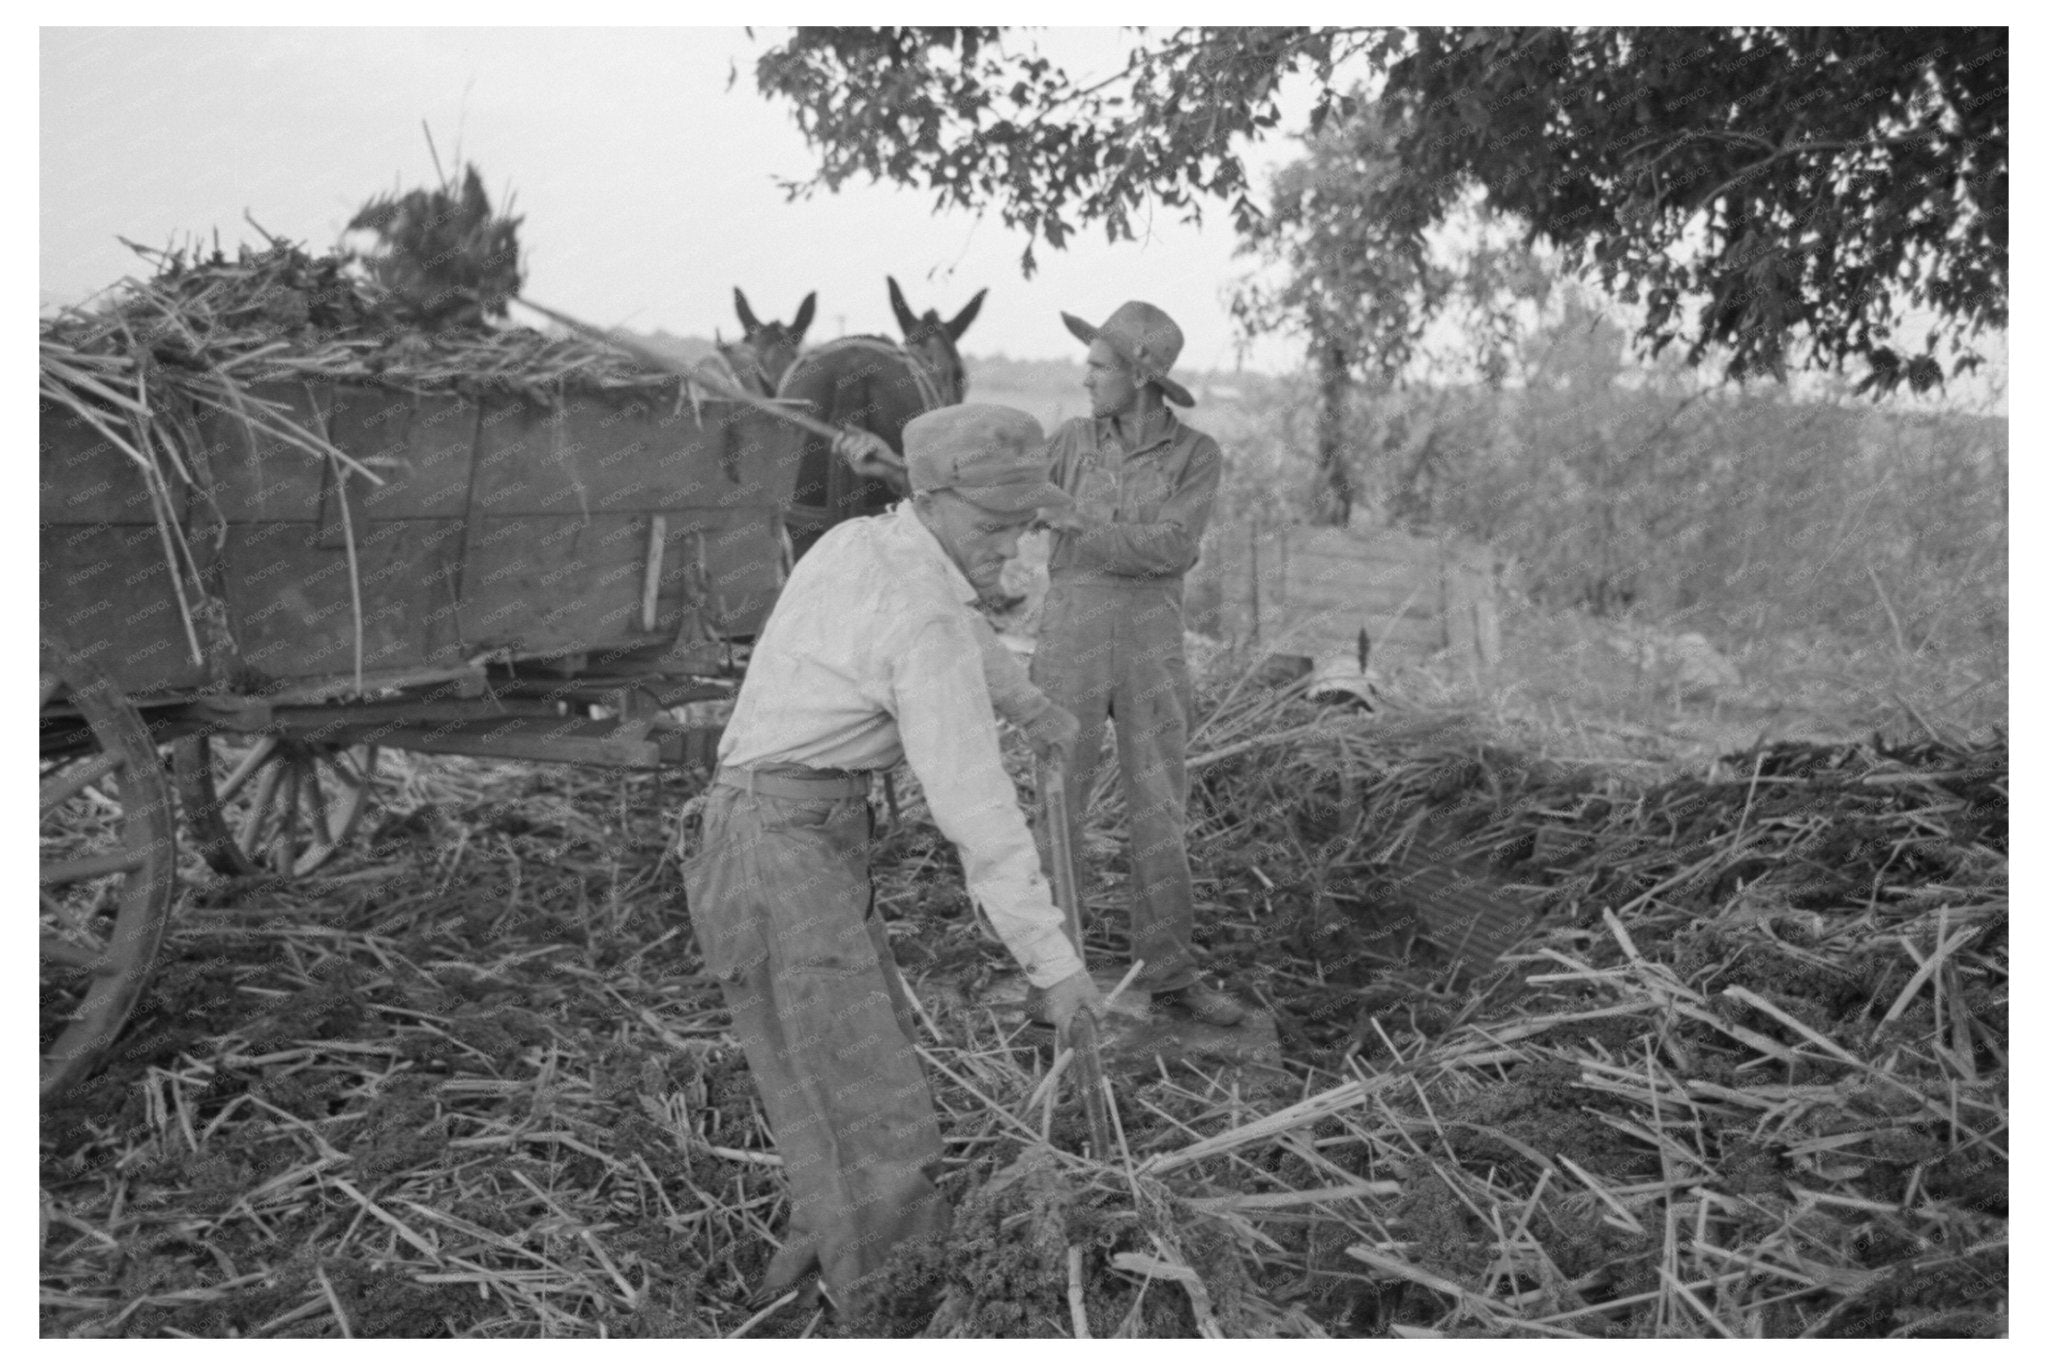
[681,784,947,1314]
[1029,576,1198,992]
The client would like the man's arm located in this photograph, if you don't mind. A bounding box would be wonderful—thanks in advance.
[892,616,1084,988]
[971,611,1079,762]
[969,611,1052,728]
[1058,434,1223,578]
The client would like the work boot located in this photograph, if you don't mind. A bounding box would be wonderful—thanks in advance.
[1154,982,1246,1027]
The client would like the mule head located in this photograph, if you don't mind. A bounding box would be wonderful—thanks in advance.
[888,275,985,405]
[728,288,817,394]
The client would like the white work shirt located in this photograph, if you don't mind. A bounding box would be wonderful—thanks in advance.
[718,502,1082,988]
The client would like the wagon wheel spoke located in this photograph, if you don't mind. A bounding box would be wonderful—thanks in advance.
[237,757,288,862]
[177,735,380,878]
[214,735,280,803]
[270,761,303,876]
[300,755,338,848]
[40,847,149,886]
[320,746,369,789]
[42,888,102,942]
[41,751,123,816]
[41,934,116,975]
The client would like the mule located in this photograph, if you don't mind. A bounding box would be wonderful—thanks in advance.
[778,276,986,560]
[717,288,816,396]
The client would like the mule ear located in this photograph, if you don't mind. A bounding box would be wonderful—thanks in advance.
[945,288,987,342]
[790,291,817,342]
[734,287,761,336]
[887,276,920,335]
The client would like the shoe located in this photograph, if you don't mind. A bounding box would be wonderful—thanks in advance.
[747,1275,821,1314]
[1154,982,1246,1027]
[737,1280,826,1338]
[1021,984,1054,1030]
[748,1241,822,1313]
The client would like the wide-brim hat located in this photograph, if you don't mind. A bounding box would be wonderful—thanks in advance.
[1061,300,1195,407]
[904,403,1073,515]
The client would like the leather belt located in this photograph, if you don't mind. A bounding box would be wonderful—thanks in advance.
[714,765,870,802]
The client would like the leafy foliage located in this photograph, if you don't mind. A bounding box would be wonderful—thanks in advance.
[754,27,1389,275]
[1373,28,2007,393]
[1236,101,1558,386]
[753,26,2006,393]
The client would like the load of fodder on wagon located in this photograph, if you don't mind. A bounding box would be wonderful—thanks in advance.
[37,648,2006,1339]
[39,161,703,416]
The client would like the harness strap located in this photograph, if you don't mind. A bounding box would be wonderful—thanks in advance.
[784,337,951,414]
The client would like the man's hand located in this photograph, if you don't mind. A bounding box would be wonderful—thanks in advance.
[1040,967,1105,1035]
[831,428,903,483]
[1021,702,1079,765]
[1035,506,1094,536]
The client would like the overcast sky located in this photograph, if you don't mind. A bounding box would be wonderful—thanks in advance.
[39,26,1315,373]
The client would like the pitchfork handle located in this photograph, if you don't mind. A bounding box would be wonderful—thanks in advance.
[517,297,904,466]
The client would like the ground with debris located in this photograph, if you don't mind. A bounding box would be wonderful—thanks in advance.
[39,643,2006,1338]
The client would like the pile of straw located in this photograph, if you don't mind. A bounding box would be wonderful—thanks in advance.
[860,669,2006,1338]
[38,666,2006,1337]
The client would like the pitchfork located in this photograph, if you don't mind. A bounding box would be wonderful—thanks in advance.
[1040,762,1114,1159]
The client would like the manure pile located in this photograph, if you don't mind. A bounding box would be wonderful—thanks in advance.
[38,692,2006,1338]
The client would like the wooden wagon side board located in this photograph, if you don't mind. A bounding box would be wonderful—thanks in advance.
[40,381,804,699]
[326,388,476,521]
[40,521,215,693]
[38,402,162,526]
[458,509,780,656]
[468,389,763,517]
[222,517,468,683]
[188,383,331,523]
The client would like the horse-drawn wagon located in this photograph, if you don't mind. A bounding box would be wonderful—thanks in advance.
[40,345,806,1098]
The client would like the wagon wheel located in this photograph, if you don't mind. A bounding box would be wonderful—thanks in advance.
[174,734,381,877]
[40,637,179,1101]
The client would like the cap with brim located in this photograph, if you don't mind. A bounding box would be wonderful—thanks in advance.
[1062,300,1196,407]
[904,403,1072,515]
[948,478,1073,515]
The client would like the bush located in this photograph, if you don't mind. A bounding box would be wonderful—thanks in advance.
[1209,296,2008,689]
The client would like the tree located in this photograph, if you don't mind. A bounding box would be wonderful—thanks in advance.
[1232,98,1551,521]
[753,26,2006,394]
[1373,28,2006,394]
[1232,101,1420,524]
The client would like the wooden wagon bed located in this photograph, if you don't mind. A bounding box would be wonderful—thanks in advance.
[41,380,802,704]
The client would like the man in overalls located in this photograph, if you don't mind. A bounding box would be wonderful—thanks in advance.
[1031,301,1245,1027]
[682,404,1103,1321]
